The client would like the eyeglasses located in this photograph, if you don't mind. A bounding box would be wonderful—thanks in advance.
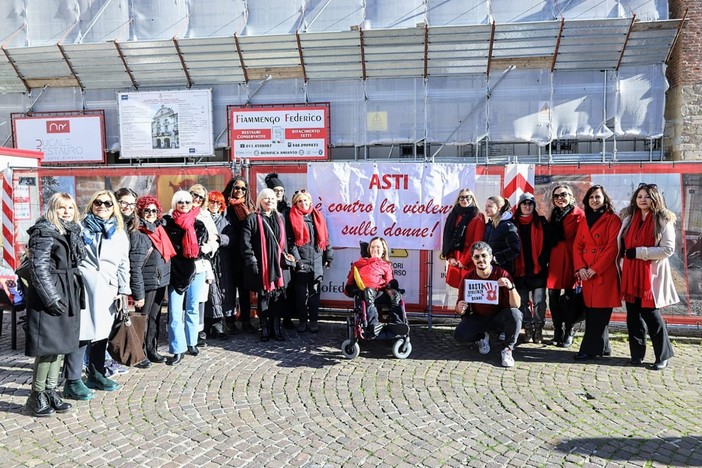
[472,253,490,259]
[190,192,205,201]
[118,200,136,209]
[638,183,657,189]
[458,195,473,201]
[553,192,569,199]
[233,186,247,192]
[273,188,285,194]
[176,200,192,205]
[93,199,113,208]
[142,208,158,215]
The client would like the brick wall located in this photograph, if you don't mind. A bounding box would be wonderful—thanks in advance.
[665,0,702,160]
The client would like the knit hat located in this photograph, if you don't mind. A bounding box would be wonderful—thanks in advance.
[265,173,284,190]
[518,193,536,205]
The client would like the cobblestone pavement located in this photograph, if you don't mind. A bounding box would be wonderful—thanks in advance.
[0,316,701,467]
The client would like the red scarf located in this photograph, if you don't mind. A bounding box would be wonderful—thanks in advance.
[288,204,329,250]
[229,197,251,221]
[257,212,286,292]
[171,207,200,259]
[140,223,177,263]
[513,213,544,278]
[621,209,655,307]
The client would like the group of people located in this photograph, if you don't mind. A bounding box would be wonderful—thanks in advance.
[22,173,333,417]
[446,183,678,369]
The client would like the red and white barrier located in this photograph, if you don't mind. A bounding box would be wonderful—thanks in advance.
[503,164,534,206]
[2,168,14,270]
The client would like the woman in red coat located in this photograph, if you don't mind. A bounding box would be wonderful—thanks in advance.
[573,185,621,360]
[441,189,485,288]
[547,184,585,347]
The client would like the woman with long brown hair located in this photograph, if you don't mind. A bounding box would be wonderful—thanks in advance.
[573,185,621,360]
[441,188,485,288]
[618,183,677,370]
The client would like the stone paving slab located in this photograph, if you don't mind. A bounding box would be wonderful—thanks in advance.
[0,316,701,467]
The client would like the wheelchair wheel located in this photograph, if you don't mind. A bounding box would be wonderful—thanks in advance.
[341,339,360,359]
[392,338,412,359]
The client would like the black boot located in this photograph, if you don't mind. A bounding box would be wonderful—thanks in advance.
[552,323,564,346]
[46,388,72,413]
[260,315,270,342]
[533,327,544,344]
[273,317,285,341]
[25,390,55,417]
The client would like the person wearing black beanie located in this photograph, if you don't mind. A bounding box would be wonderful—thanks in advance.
[265,173,290,215]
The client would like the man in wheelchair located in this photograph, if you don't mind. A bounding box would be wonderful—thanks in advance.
[344,237,404,338]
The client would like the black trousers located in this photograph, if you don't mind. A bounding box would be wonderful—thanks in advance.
[294,272,320,323]
[142,286,166,356]
[63,342,89,380]
[548,288,575,331]
[454,308,523,350]
[578,307,612,356]
[237,286,252,323]
[626,298,674,362]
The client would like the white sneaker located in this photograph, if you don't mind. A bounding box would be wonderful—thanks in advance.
[501,347,515,367]
[478,332,490,355]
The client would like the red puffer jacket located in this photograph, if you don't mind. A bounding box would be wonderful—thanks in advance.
[345,257,394,293]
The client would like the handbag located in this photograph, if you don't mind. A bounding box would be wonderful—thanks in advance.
[107,295,147,366]
[561,282,586,325]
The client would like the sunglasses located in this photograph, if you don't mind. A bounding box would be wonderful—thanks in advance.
[638,183,658,189]
[93,199,113,208]
[208,200,221,205]
[472,253,490,260]
[233,186,247,192]
[176,200,192,205]
[118,200,136,208]
[142,208,158,215]
[458,195,473,201]
[294,189,307,195]
[553,192,570,199]
[190,192,205,201]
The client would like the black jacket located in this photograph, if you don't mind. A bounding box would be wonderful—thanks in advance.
[240,211,290,292]
[25,218,84,357]
[286,212,334,281]
[484,218,521,275]
[137,220,172,294]
[162,214,208,294]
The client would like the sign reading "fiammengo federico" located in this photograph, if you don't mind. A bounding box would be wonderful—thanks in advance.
[230,104,329,161]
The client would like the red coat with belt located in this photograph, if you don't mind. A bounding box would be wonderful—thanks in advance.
[573,211,622,308]
[547,206,584,290]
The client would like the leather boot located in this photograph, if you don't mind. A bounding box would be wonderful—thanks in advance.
[85,365,120,391]
[533,327,544,344]
[64,379,95,401]
[46,388,73,413]
[552,323,564,346]
[273,317,285,341]
[25,390,55,417]
[260,315,270,342]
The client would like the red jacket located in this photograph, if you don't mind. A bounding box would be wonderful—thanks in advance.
[547,206,584,289]
[573,212,622,308]
[345,257,394,291]
[449,213,486,267]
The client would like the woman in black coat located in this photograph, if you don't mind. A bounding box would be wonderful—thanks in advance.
[204,190,229,339]
[134,195,174,364]
[286,189,334,333]
[24,192,86,417]
[222,176,257,333]
[483,195,520,275]
[241,188,294,341]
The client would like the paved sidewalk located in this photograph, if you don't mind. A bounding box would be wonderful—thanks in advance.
[0,317,701,467]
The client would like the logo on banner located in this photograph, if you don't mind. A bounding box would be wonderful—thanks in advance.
[46,120,70,134]
[464,280,499,304]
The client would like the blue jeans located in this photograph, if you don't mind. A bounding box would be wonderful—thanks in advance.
[168,271,205,354]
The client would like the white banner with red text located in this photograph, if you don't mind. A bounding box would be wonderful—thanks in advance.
[307,162,476,250]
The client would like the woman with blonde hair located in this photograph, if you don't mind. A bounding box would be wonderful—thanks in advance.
[286,189,333,333]
[24,193,86,415]
[241,188,293,341]
[618,183,678,370]
[546,184,584,347]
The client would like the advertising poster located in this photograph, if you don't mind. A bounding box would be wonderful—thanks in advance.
[118,90,213,159]
[12,113,105,164]
[230,104,329,161]
[308,162,476,250]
